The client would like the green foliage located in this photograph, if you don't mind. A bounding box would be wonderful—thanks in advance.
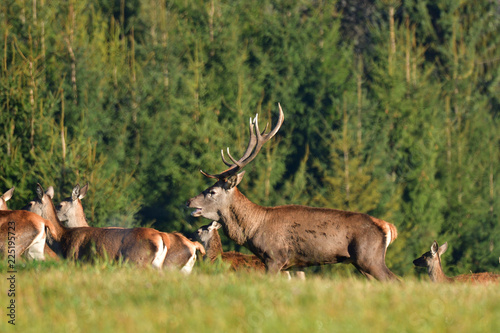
[0,0,499,275]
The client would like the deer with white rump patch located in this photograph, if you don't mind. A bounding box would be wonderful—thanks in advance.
[56,183,204,273]
[413,241,500,283]
[187,104,398,280]
[1,186,59,260]
[24,184,169,269]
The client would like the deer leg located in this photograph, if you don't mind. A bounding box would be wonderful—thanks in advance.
[357,261,398,282]
[352,264,376,280]
[265,259,286,275]
[25,229,47,260]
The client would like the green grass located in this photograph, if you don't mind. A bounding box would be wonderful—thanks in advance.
[1,260,499,333]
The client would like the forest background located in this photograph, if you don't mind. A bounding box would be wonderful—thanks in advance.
[0,0,498,277]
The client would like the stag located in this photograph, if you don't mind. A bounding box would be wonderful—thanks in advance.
[187,104,398,280]
[413,241,500,283]
[24,184,168,268]
[56,183,205,273]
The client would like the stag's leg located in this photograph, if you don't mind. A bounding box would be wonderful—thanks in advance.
[353,242,398,282]
[352,265,376,280]
[265,259,287,275]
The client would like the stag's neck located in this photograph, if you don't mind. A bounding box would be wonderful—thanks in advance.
[428,259,453,283]
[206,232,224,262]
[219,189,266,246]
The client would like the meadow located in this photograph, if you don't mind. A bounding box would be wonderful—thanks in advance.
[1,260,499,333]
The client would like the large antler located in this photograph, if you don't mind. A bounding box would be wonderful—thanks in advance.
[200,103,285,180]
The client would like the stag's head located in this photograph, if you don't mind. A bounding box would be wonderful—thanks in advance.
[187,104,284,221]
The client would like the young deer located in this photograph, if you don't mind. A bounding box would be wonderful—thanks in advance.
[197,221,266,272]
[413,241,500,283]
[24,184,169,269]
[187,104,398,281]
[56,183,205,274]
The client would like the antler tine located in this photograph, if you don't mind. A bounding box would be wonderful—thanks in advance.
[238,117,257,161]
[232,103,284,171]
[221,149,233,167]
[225,147,242,167]
[199,104,284,180]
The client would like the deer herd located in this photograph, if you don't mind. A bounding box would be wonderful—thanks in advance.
[1,104,498,283]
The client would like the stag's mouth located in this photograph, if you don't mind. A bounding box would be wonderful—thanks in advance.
[190,208,203,217]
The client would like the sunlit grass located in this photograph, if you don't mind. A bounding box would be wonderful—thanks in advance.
[1,260,499,332]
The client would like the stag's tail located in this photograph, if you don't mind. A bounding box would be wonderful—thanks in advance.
[371,217,398,249]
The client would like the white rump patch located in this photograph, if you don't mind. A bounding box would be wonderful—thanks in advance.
[180,253,197,275]
[385,228,391,250]
[26,228,47,260]
[152,241,168,270]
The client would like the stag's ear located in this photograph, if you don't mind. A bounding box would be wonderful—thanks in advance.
[79,183,89,199]
[224,171,245,190]
[46,186,55,199]
[71,184,81,201]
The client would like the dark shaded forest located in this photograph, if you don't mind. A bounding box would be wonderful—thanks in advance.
[1,0,499,276]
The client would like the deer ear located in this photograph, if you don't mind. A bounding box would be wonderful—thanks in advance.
[431,241,439,255]
[438,242,448,256]
[2,187,14,201]
[46,186,55,199]
[79,183,89,199]
[224,171,245,190]
[212,221,222,230]
[36,183,44,200]
[72,184,81,201]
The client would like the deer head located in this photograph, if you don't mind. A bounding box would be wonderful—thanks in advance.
[56,183,89,227]
[413,240,448,270]
[187,104,284,221]
[197,221,222,245]
[23,184,55,216]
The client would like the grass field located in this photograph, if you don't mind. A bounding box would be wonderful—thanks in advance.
[1,260,499,333]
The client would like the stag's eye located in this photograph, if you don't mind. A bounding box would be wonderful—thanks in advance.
[208,190,217,197]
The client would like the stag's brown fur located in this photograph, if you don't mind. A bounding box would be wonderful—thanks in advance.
[413,241,500,283]
[187,105,398,281]
[197,221,266,272]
